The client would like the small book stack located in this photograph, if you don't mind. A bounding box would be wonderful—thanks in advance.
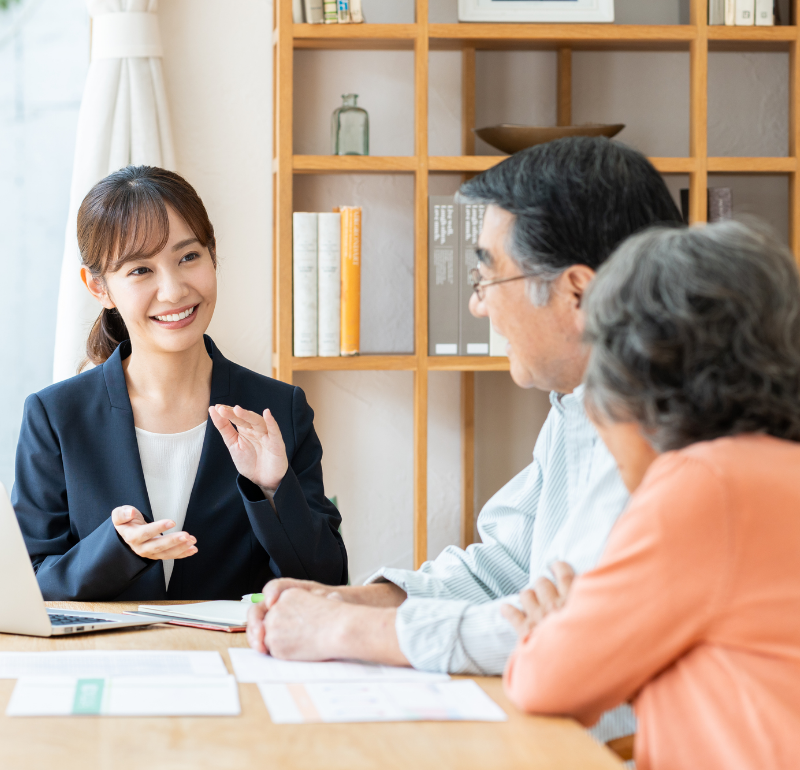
[296,0,364,23]
[708,0,790,24]
[293,208,362,357]
[428,196,507,357]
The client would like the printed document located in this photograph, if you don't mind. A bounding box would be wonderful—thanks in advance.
[0,651,228,679]
[6,675,240,717]
[259,680,507,723]
[229,648,449,684]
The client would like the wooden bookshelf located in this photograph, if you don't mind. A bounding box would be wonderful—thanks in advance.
[273,0,800,569]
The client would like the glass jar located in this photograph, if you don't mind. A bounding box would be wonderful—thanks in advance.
[331,94,369,156]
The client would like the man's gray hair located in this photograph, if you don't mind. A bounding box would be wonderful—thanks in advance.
[583,220,800,452]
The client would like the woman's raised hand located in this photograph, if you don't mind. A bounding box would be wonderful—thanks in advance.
[209,405,289,493]
[111,505,197,560]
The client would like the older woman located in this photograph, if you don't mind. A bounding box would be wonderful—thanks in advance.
[501,221,800,770]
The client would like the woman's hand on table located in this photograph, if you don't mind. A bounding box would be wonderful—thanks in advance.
[209,405,289,495]
[111,505,198,560]
[501,561,576,639]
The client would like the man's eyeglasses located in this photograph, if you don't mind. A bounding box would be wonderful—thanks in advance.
[469,268,527,302]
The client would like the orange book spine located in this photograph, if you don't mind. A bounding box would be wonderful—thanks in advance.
[340,206,361,355]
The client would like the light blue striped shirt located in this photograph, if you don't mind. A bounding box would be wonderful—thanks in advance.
[368,385,635,743]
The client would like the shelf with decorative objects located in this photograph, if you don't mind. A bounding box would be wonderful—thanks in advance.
[274,0,800,568]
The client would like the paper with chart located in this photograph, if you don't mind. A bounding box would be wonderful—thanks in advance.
[0,651,228,679]
[6,675,240,717]
[228,648,450,684]
[259,680,507,724]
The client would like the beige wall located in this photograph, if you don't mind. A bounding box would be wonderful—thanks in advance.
[159,0,791,584]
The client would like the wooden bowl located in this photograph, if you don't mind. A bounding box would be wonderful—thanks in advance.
[474,124,625,155]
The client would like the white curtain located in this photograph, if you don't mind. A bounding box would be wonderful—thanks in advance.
[52,0,175,382]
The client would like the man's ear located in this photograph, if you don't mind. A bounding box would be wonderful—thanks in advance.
[80,267,115,310]
[562,264,596,310]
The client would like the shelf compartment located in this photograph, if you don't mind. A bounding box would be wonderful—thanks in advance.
[429,156,697,174]
[708,25,797,52]
[291,355,417,371]
[707,157,796,173]
[293,23,417,50]
[293,156,418,173]
[427,356,510,372]
[429,24,696,51]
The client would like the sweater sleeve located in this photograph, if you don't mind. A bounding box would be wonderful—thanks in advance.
[504,453,730,727]
[238,386,347,585]
[11,394,154,600]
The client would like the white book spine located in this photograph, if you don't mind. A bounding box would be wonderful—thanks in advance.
[303,0,324,23]
[293,212,318,357]
[709,0,725,23]
[755,0,774,24]
[317,213,341,357]
[292,0,305,23]
[489,322,508,357]
[735,0,755,24]
[725,0,736,23]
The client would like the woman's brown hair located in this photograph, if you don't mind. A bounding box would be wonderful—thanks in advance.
[77,165,217,371]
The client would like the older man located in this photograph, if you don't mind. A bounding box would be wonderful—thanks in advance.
[247,137,684,741]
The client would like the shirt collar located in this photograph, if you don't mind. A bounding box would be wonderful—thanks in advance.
[102,334,229,411]
[549,383,585,414]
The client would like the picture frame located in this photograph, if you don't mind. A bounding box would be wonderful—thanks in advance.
[458,0,615,23]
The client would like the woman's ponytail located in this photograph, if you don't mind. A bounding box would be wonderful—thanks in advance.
[80,307,130,372]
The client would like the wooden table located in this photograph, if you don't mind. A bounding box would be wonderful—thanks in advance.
[0,602,623,770]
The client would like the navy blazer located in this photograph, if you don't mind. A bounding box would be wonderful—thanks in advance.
[12,336,347,601]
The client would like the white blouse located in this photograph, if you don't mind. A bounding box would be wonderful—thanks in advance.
[134,421,207,589]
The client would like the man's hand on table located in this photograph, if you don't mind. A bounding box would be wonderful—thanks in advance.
[501,561,576,640]
[261,577,408,608]
[247,588,409,667]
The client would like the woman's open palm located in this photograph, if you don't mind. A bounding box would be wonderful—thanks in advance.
[209,405,289,492]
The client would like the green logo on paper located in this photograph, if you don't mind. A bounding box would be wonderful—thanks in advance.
[72,678,105,715]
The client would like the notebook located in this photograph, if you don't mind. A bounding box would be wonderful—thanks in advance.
[125,601,250,632]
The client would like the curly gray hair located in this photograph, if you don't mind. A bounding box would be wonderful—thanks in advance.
[583,220,800,452]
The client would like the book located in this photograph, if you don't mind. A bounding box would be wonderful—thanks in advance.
[735,0,755,24]
[775,0,793,24]
[337,0,350,23]
[489,322,508,357]
[317,212,341,357]
[349,0,364,23]
[459,202,490,355]
[679,188,733,223]
[303,0,323,23]
[755,0,774,23]
[709,0,725,23]
[708,188,733,222]
[428,197,460,356]
[340,206,362,356]
[129,601,249,632]
[292,0,305,23]
[725,0,736,23]
[323,0,337,23]
[293,212,318,357]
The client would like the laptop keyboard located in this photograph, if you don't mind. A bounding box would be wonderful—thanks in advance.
[49,614,114,626]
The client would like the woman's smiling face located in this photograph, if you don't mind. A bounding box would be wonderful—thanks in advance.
[83,205,217,355]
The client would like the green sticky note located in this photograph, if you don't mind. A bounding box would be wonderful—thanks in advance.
[72,678,105,715]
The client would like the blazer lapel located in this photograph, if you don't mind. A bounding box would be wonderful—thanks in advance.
[102,341,155,523]
[168,336,232,597]
[102,340,167,596]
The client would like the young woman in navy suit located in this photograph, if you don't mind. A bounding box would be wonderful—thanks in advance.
[12,166,347,600]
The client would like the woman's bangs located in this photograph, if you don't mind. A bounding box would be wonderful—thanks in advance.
[109,187,171,271]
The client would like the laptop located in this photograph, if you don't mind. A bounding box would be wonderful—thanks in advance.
[0,484,160,637]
